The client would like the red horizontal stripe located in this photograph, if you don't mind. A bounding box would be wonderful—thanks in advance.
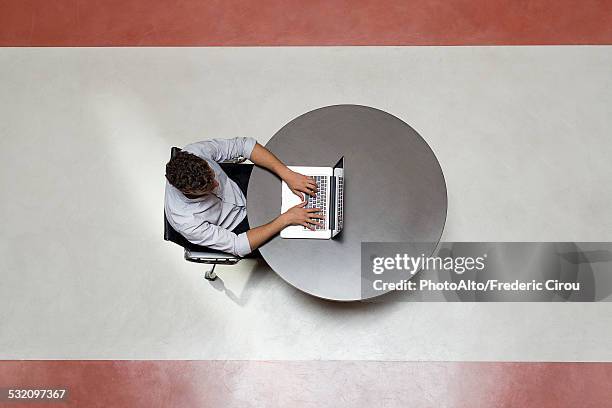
[0,361,610,407]
[1,0,612,46]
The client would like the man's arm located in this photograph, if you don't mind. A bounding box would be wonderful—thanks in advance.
[250,143,318,199]
[183,137,257,163]
[246,202,324,252]
[180,220,255,257]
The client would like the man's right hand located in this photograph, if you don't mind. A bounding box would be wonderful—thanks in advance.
[280,202,324,230]
[247,202,325,253]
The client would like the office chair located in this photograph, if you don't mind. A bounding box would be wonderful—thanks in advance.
[164,146,252,281]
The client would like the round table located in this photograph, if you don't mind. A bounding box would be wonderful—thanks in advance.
[247,105,447,301]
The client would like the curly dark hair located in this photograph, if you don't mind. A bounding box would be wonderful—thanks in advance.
[165,151,215,192]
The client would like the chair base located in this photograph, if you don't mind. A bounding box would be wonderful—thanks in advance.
[204,265,217,281]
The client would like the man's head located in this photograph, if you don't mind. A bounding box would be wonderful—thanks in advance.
[165,151,218,196]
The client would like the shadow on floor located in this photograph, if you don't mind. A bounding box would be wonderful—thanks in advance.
[206,258,405,314]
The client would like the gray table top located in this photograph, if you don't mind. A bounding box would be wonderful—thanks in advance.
[247,105,447,301]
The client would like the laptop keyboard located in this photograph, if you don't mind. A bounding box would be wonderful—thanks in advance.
[305,176,327,230]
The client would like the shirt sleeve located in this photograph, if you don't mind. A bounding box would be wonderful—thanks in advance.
[181,221,252,257]
[183,137,257,163]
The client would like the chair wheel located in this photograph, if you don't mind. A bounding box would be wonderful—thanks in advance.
[204,267,217,281]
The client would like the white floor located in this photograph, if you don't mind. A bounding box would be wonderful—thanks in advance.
[1,46,611,360]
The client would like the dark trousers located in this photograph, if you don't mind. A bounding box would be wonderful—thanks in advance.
[222,162,253,235]
[221,163,261,258]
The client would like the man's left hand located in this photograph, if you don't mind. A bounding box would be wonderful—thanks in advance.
[284,170,318,200]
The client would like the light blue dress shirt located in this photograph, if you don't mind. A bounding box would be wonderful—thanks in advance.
[164,137,257,256]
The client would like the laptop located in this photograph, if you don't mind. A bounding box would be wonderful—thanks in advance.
[281,157,344,239]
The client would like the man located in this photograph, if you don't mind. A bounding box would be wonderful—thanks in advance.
[165,137,323,257]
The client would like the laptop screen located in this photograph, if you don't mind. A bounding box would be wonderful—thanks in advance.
[333,156,344,177]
